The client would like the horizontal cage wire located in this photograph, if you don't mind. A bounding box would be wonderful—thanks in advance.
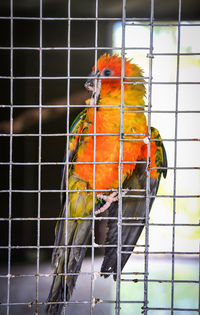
[0,0,199,315]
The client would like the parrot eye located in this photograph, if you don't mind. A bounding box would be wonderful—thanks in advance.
[102,68,113,77]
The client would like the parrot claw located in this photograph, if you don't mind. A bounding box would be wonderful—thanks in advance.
[95,189,129,215]
[95,192,118,215]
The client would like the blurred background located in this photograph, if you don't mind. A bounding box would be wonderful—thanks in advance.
[0,0,199,314]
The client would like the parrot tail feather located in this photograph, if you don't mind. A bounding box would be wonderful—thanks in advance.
[45,264,65,315]
[46,219,92,314]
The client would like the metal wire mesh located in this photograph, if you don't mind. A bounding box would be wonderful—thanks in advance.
[0,0,199,314]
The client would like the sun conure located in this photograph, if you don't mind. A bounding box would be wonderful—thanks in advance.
[46,53,167,314]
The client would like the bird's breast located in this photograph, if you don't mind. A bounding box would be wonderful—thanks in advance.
[74,108,147,190]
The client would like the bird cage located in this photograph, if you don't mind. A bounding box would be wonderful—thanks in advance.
[0,0,199,314]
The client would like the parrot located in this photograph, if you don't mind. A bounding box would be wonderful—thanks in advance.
[46,53,167,314]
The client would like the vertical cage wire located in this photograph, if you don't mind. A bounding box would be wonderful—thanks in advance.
[0,0,200,314]
[35,0,43,314]
[171,0,181,312]
[143,0,154,313]
[7,0,13,314]
[63,0,71,313]
[115,0,126,314]
[90,0,99,314]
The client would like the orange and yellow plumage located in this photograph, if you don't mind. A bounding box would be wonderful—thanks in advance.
[46,54,167,314]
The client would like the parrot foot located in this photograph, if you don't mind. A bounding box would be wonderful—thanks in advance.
[95,189,129,215]
[95,192,119,215]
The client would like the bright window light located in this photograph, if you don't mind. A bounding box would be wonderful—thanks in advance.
[113,21,200,252]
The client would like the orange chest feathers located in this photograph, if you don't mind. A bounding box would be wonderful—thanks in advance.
[74,108,148,190]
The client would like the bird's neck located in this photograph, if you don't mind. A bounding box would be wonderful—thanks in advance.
[98,85,145,111]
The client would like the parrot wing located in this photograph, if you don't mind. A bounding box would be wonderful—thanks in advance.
[100,127,167,280]
[51,108,87,268]
[60,108,87,207]
[46,109,98,314]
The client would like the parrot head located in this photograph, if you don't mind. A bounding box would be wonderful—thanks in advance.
[85,53,145,99]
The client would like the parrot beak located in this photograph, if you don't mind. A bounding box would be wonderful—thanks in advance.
[85,70,101,92]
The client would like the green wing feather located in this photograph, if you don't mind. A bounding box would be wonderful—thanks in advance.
[151,126,168,179]
[68,108,87,152]
[60,109,87,206]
